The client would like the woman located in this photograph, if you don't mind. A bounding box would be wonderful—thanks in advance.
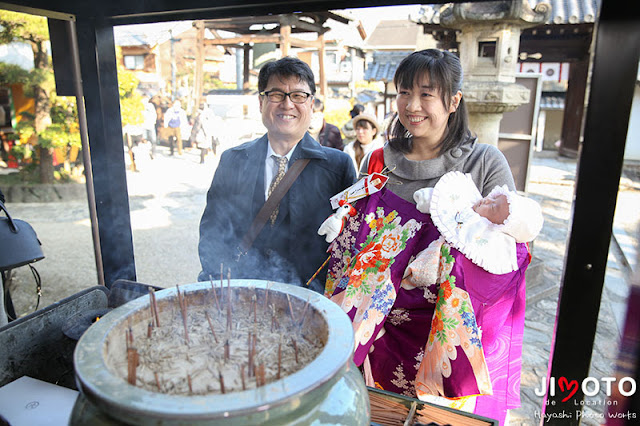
[325,49,526,425]
[343,113,385,172]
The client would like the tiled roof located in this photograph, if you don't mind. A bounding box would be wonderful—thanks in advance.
[414,0,601,26]
[364,20,421,49]
[363,50,413,83]
[531,0,599,24]
[540,94,565,109]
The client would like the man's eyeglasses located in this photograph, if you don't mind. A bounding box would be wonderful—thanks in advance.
[260,90,312,104]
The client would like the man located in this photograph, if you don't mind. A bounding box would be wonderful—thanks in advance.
[163,100,188,155]
[198,57,356,293]
[341,103,365,145]
[308,98,343,150]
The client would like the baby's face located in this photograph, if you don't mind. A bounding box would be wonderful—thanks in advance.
[473,194,510,225]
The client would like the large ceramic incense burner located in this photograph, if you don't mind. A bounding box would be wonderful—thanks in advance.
[72,280,369,425]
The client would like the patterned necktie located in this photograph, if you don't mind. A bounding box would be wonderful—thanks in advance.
[268,155,288,225]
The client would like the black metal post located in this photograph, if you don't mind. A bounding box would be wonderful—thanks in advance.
[544,1,640,423]
[75,18,136,288]
[67,19,105,287]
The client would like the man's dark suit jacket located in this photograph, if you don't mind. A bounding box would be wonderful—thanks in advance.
[198,133,356,293]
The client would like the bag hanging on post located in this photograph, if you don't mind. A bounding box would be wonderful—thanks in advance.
[0,200,45,271]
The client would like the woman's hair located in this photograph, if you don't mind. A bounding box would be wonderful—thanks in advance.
[350,104,365,118]
[258,56,316,95]
[389,49,471,154]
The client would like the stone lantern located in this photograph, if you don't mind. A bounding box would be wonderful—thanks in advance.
[439,1,550,146]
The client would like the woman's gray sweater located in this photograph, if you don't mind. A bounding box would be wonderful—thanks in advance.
[362,137,516,203]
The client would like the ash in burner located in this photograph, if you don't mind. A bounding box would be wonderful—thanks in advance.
[103,279,327,396]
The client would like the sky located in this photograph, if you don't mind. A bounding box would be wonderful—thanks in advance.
[342,4,423,36]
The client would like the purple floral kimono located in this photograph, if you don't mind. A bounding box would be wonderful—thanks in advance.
[325,188,529,424]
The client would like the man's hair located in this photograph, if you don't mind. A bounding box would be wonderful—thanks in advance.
[313,98,324,112]
[389,49,470,154]
[258,57,316,95]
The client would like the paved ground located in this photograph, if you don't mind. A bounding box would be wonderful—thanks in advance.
[2,143,639,425]
[507,153,639,425]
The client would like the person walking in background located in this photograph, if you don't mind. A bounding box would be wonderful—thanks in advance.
[198,57,356,293]
[381,100,398,142]
[189,104,219,164]
[308,98,343,150]
[141,95,158,159]
[131,138,152,171]
[163,100,187,155]
[343,112,384,172]
[341,103,365,145]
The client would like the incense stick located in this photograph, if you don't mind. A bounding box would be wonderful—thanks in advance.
[304,255,330,287]
[209,274,221,312]
[257,363,265,387]
[205,311,219,343]
[219,370,226,394]
[127,319,134,346]
[286,294,296,322]
[247,332,253,377]
[176,285,189,343]
[277,342,282,379]
[127,347,138,385]
[299,296,311,330]
[148,287,160,327]
[252,334,257,377]
[220,264,224,315]
[154,371,161,391]
[226,269,232,331]
[241,364,246,390]
[252,295,257,323]
[292,338,299,364]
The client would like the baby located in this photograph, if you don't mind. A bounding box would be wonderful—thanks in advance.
[397,171,543,407]
[414,171,544,274]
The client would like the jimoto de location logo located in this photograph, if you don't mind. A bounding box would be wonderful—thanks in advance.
[535,376,636,402]
[533,376,637,422]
